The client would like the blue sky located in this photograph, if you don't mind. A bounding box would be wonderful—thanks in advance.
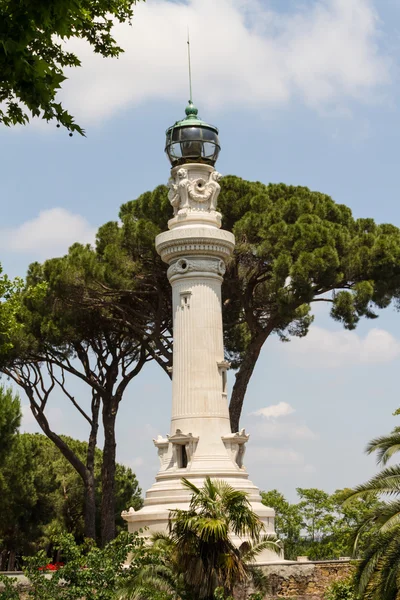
[1,0,400,502]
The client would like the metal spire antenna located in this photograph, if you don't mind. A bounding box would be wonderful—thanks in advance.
[187,28,193,103]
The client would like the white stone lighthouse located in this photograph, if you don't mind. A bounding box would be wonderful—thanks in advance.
[123,101,277,562]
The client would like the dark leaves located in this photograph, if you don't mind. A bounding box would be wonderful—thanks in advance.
[0,0,140,133]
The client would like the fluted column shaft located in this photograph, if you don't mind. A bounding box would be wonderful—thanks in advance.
[170,262,230,439]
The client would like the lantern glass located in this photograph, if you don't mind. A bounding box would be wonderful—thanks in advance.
[166,124,220,167]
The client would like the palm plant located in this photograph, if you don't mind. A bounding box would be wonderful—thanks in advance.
[118,477,281,600]
[117,534,188,600]
[344,424,400,600]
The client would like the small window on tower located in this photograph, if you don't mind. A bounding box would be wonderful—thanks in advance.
[178,445,188,469]
[180,291,191,309]
[222,370,227,395]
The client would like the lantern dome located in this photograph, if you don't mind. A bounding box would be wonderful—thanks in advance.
[165,101,220,167]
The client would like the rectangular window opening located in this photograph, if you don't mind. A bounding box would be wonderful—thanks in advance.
[222,370,227,395]
[180,291,191,309]
[179,445,188,469]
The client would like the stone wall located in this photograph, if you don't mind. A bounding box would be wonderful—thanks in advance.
[2,560,355,600]
[259,560,354,600]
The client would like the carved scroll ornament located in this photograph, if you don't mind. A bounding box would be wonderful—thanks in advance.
[168,169,222,215]
[167,257,226,279]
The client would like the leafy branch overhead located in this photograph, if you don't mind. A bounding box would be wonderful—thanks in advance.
[217,178,400,430]
[0,0,139,134]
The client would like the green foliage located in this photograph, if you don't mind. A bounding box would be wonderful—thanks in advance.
[260,490,302,560]
[0,0,140,134]
[0,574,20,600]
[365,427,400,466]
[22,531,145,600]
[354,527,400,600]
[297,488,336,555]
[214,588,234,600]
[167,477,278,597]
[117,535,191,600]
[331,490,379,559]
[0,267,23,357]
[261,487,379,561]
[325,578,358,600]
[0,433,142,568]
[219,177,400,358]
[345,417,400,599]
[120,477,280,600]
[0,432,55,569]
[0,240,152,545]
[0,385,21,461]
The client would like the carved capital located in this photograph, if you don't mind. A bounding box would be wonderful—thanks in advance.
[121,506,136,517]
[153,436,170,468]
[217,360,231,371]
[168,167,222,216]
[222,429,250,470]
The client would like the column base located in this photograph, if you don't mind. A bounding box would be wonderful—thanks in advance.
[122,456,283,564]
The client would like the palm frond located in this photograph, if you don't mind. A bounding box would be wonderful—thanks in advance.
[239,534,282,564]
[366,428,400,466]
[344,465,400,502]
[375,499,400,533]
[181,477,201,496]
[118,561,181,600]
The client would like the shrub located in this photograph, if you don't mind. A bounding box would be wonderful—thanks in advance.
[0,574,20,600]
[21,531,146,600]
[325,578,358,600]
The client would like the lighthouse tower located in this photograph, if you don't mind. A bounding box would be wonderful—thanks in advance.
[123,102,277,562]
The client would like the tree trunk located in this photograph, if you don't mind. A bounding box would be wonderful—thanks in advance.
[7,550,16,571]
[84,471,97,541]
[229,333,266,433]
[25,390,98,541]
[101,399,117,546]
[84,394,100,541]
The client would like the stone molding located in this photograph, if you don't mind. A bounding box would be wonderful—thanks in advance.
[156,228,235,264]
[167,257,226,280]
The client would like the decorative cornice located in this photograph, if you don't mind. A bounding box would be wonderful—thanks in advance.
[156,228,235,265]
[217,360,231,371]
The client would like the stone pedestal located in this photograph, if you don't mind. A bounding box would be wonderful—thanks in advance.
[123,163,279,563]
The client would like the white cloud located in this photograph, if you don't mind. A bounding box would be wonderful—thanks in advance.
[246,445,314,471]
[284,326,400,368]
[251,420,319,441]
[250,401,295,419]
[57,0,390,123]
[247,402,319,441]
[0,208,96,259]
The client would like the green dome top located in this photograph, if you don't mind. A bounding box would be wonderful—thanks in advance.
[169,100,218,131]
[185,100,199,118]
